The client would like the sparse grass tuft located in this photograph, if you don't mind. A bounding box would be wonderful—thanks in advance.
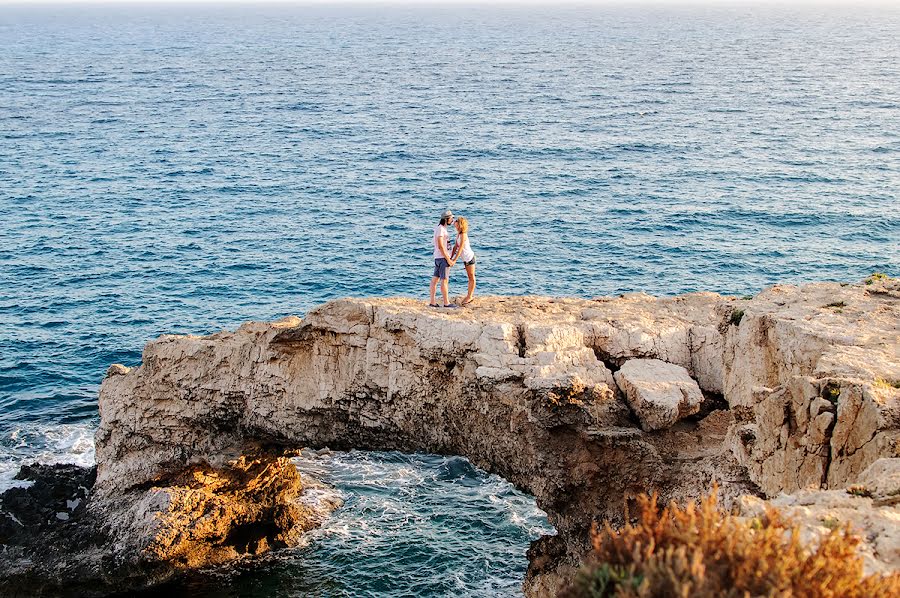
[874,377,900,390]
[573,564,643,598]
[865,272,887,285]
[729,309,744,326]
[823,301,846,309]
[823,384,841,405]
[563,490,900,598]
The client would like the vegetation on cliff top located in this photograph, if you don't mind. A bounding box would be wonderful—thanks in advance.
[563,490,900,598]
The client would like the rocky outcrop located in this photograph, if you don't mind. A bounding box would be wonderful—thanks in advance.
[614,359,703,430]
[0,464,95,546]
[858,457,900,499]
[0,451,338,597]
[91,292,757,591]
[725,278,900,496]
[2,277,898,595]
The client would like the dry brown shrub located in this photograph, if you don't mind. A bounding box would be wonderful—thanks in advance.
[562,489,900,598]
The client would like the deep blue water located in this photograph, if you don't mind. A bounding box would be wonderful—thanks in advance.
[0,3,898,596]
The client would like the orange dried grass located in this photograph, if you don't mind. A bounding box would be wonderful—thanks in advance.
[564,489,900,598]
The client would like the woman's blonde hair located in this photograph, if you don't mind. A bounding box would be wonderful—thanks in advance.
[456,216,469,234]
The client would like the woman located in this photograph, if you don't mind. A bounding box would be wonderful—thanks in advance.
[451,216,476,306]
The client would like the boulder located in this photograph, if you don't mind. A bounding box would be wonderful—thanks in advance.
[614,359,703,431]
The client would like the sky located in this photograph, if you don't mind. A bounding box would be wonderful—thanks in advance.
[0,0,895,5]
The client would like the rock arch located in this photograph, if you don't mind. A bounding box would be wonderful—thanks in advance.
[93,280,900,594]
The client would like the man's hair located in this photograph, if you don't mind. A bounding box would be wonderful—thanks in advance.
[440,217,449,225]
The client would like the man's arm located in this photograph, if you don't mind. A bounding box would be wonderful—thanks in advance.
[438,231,454,263]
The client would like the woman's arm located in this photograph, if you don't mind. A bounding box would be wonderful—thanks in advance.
[447,235,462,266]
[450,233,461,261]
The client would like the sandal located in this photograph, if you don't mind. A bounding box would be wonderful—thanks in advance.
[428,303,440,308]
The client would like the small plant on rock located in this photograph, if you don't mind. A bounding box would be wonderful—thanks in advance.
[821,516,841,530]
[562,489,900,598]
[728,309,744,326]
[847,485,873,498]
[874,377,900,390]
[865,272,887,285]
[823,384,841,405]
[546,379,588,407]
[574,564,643,598]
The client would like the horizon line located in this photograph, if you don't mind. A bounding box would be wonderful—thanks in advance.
[2,0,899,5]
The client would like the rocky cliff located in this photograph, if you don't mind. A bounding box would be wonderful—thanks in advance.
[2,277,898,595]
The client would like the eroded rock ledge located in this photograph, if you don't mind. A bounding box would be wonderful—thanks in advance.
[2,278,898,595]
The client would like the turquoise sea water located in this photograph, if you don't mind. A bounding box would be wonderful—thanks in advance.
[0,4,898,596]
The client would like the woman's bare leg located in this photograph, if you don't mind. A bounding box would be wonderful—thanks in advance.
[464,264,476,303]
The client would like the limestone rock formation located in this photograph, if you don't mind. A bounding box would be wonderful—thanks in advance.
[613,359,703,430]
[726,278,900,496]
[2,276,898,596]
[107,452,327,567]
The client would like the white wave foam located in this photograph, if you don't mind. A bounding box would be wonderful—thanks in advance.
[0,422,97,493]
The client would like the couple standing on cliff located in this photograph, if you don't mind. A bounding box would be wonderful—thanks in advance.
[429,209,477,308]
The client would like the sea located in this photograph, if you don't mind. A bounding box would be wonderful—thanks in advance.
[0,3,898,596]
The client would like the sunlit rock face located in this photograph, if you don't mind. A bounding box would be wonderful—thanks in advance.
[3,277,897,596]
[0,450,338,597]
[736,458,900,577]
[100,452,330,568]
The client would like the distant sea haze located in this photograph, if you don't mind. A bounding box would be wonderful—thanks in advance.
[0,3,898,596]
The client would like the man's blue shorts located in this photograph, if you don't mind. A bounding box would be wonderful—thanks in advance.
[433,258,449,279]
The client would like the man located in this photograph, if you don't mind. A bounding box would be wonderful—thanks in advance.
[428,209,458,308]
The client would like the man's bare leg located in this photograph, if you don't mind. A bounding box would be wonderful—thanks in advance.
[429,276,439,305]
[441,277,450,306]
